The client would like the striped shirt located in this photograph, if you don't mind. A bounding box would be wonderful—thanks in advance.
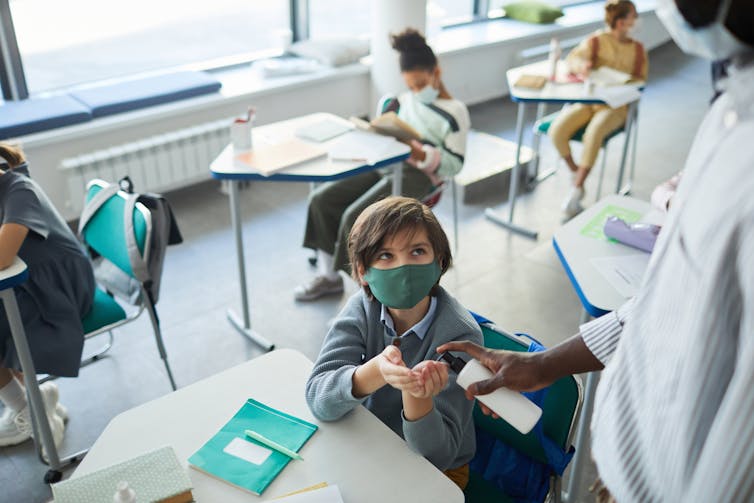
[580,54,754,502]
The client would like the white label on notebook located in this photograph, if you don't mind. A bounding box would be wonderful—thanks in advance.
[223,437,272,465]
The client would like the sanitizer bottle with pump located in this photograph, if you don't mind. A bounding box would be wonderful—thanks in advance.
[437,352,542,434]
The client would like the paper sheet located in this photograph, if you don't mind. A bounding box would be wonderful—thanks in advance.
[590,253,650,298]
[594,84,642,108]
[328,130,396,163]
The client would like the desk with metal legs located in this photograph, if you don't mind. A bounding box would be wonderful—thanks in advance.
[210,113,409,351]
[552,194,660,503]
[486,60,642,240]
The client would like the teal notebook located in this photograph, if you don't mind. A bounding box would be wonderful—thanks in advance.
[188,398,318,495]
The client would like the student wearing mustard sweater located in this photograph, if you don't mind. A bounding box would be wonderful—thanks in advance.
[550,0,648,218]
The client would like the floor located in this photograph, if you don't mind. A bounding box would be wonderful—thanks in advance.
[1,42,710,503]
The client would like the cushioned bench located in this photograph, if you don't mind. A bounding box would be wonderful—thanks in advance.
[69,71,222,118]
[0,95,92,140]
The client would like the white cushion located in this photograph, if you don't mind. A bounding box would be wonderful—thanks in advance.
[287,37,370,67]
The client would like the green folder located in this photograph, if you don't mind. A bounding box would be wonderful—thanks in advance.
[188,398,318,495]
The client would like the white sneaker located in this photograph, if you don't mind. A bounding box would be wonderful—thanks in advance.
[0,382,66,449]
[294,275,344,301]
[562,186,585,219]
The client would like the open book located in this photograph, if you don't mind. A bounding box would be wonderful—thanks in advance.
[349,112,422,143]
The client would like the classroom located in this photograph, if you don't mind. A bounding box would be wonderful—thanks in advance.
[1,0,751,502]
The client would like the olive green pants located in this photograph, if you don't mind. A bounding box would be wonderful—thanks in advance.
[303,164,433,274]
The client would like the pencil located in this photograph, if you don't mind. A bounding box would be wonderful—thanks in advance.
[244,429,303,460]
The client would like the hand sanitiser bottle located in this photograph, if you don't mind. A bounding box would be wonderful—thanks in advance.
[437,352,542,434]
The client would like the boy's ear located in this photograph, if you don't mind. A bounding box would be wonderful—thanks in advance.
[357,264,368,286]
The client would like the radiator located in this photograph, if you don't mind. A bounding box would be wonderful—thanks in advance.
[60,117,232,213]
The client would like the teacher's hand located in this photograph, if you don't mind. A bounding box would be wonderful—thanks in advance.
[436,341,553,397]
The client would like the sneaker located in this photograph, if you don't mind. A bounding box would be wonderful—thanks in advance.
[0,382,65,449]
[562,186,585,219]
[294,275,344,301]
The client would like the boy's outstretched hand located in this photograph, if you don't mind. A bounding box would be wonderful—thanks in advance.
[377,345,423,393]
[406,360,449,399]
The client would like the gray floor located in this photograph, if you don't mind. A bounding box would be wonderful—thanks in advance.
[2,42,710,503]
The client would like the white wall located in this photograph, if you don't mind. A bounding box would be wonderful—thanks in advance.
[19,8,669,220]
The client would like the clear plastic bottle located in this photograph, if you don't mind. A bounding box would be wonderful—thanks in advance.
[548,37,562,82]
[438,352,543,434]
[113,481,137,503]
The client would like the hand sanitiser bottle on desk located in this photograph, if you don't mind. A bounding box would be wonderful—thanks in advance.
[113,481,136,503]
[437,352,542,434]
[548,38,562,82]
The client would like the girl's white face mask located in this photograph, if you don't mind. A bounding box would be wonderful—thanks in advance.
[656,0,749,61]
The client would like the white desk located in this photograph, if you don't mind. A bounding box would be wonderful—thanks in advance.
[73,349,463,502]
[210,113,410,350]
[486,60,642,240]
[551,194,658,502]
[0,258,82,482]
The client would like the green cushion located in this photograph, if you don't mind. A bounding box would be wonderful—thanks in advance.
[81,287,127,333]
[536,112,625,145]
[504,1,564,24]
[464,470,515,503]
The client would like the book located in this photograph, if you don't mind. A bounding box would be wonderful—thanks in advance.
[188,398,318,496]
[514,74,547,89]
[51,446,193,503]
[236,138,327,176]
[589,66,632,86]
[295,118,354,143]
[350,111,422,143]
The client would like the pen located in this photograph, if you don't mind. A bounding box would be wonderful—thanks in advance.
[244,429,303,460]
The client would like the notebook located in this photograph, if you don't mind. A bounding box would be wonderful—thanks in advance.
[296,118,354,142]
[51,446,193,503]
[236,138,327,176]
[188,399,318,496]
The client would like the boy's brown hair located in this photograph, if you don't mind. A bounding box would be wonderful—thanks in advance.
[348,196,452,299]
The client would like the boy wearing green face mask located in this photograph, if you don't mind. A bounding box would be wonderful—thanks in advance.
[305,196,482,490]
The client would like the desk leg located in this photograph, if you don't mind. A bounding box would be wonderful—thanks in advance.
[392,163,403,196]
[485,101,538,240]
[527,102,558,190]
[616,101,637,195]
[226,180,274,351]
[563,309,600,503]
[2,290,63,481]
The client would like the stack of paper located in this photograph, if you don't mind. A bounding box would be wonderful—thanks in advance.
[328,130,396,163]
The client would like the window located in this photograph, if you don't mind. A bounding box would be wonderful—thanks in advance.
[9,0,290,94]
[308,0,370,39]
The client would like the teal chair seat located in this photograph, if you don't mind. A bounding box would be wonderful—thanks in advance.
[464,320,582,503]
[81,287,127,334]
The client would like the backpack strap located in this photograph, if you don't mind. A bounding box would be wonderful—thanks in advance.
[123,194,151,283]
[589,35,600,70]
[77,183,120,238]
[632,41,646,79]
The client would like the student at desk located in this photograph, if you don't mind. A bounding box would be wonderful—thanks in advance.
[0,143,95,449]
[295,28,470,301]
[306,197,482,490]
[550,0,649,218]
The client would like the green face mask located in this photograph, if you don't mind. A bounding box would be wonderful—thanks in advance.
[363,261,441,309]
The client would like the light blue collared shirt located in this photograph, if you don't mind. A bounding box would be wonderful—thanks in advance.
[380,296,437,340]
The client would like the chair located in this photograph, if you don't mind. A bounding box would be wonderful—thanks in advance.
[76,180,177,390]
[464,317,582,503]
[532,101,639,201]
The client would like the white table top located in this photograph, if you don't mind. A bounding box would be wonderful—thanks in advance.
[506,60,642,105]
[210,112,410,182]
[73,349,463,503]
[552,195,661,316]
[0,257,28,290]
